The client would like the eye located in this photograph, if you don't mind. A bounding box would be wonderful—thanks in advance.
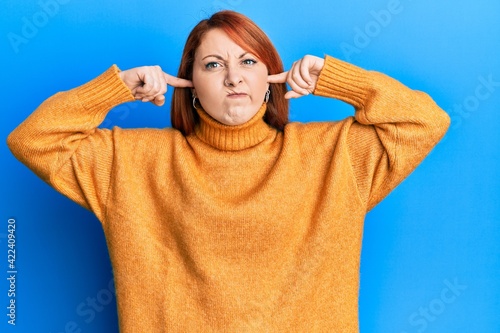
[205,62,221,70]
[242,59,257,66]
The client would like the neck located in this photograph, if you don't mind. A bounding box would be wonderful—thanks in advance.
[194,103,272,151]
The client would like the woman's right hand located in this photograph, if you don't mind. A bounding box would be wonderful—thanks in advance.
[119,66,193,106]
[268,55,324,99]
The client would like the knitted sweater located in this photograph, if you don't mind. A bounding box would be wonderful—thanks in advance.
[7,56,450,332]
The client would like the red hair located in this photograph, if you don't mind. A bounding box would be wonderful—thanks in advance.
[171,10,289,135]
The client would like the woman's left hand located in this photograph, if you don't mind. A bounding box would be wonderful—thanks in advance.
[268,55,325,99]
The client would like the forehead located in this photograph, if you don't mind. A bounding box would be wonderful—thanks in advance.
[196,28,248,58]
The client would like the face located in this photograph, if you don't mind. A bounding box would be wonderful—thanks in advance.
[192,28,269,126]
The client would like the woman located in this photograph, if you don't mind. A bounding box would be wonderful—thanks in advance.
[7,10,449,333]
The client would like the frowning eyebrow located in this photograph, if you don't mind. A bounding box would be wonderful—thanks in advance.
[202,52,250,61]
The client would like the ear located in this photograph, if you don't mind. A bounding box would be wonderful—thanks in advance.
[191,88,197,97]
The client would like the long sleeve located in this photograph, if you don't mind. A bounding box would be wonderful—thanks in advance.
[5,56,451,332]
[314,56,450,211]
[7,65,135,220]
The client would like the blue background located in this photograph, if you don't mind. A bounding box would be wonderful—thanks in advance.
[1,0,499,332]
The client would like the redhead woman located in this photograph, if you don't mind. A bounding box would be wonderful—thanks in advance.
[7,10,449,333]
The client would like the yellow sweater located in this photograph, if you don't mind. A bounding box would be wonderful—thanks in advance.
[7,56,450,332]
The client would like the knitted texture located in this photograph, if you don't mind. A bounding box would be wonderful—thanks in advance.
[7,56,450,332]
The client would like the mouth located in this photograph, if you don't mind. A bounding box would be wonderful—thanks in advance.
[227,91,248,98]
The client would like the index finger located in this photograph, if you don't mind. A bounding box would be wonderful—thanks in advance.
[164,73,194,88]
[267,71,288,84]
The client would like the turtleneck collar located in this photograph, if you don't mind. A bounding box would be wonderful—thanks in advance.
[194,103,273,151]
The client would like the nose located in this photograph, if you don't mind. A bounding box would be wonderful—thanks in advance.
[224,66,243,87]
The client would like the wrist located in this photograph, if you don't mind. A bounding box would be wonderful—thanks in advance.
[118,70,125,82]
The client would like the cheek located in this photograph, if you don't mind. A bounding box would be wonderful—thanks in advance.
[251,71,269,96]
[192,71,205,94]
[193,73,217,99]
[194,68,223,85]
[192,74,225,111]
[257,65,270,89]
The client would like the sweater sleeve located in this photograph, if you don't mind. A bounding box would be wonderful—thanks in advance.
[313,56,450,211]
[7,65,135,220]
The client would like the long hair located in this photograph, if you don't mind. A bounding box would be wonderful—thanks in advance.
[171,10,289,135]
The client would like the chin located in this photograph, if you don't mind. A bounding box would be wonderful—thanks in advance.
[221,108,256,126]
[220,115,249,126]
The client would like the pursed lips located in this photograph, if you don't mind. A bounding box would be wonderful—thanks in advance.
[227,91,248,98]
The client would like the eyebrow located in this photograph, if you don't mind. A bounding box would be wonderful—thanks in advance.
[202,52,249,61]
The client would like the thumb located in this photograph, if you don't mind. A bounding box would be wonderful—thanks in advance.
[151,95,166,107]
[284,90,304,99]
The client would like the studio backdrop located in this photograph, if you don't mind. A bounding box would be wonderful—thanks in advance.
[1,0,499,332]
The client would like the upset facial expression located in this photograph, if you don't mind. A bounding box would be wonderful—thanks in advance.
[192,28,269,126]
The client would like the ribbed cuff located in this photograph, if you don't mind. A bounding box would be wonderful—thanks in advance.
[313,56,372,109]
[77,65,135,116]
